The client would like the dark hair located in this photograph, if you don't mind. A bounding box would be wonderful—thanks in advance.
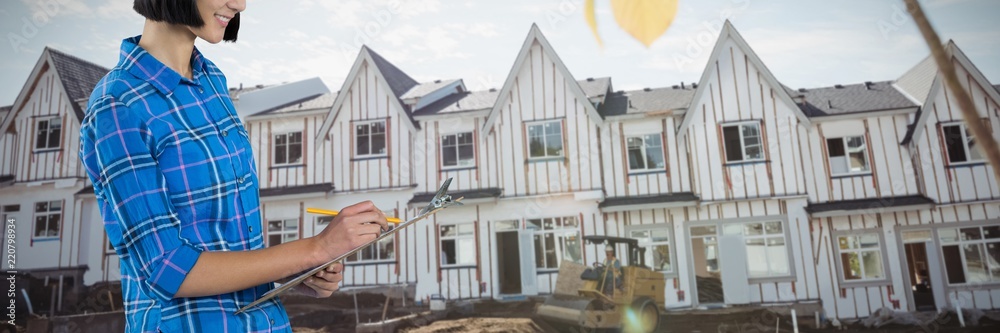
[133,0,240,42]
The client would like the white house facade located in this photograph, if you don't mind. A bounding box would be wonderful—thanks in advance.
[2,22,999,320]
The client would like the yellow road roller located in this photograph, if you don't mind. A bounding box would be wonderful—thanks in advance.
[537,236,666,333]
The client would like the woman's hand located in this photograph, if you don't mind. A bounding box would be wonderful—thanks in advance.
[295,262,344,298]
[310,201,389,265]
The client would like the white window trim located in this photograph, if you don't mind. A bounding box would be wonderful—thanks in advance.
[832,230,891,287]
[440,131,476,170]
[525,119,564,160]
[272,131,304,167]
[740,220,792,279]
[827,136,872,177]
[722,121,765,164]
[527,216,582,271]
[938,225,1000,286]
[625,223,677,277]
[439,222,476,268]
[941,122,985,166]
[34,117,62,151]
[266,218,299,246]
[626,133,666,173]
[32,200,61,240]
[355,119,388,158]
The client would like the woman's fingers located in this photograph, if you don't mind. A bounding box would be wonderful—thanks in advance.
[339,201,377,216]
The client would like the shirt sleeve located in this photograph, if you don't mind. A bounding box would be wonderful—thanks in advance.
[82,96,202,300]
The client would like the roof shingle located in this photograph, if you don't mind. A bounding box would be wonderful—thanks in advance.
[46,47,111,120]
[412,90,500,117]
[793,81,918,118]
[577,77,611,98]
[598,86,695,118]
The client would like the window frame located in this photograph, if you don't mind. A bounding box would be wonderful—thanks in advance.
[625,133,666,174]
[625,223,677,277]
[832,230,891,287]
[525,119,565,160]
[826,136,872,177]
[354,119,388,158]
[527,216,582,271]
[720,120,765,164]
[34,117,62,151]
[32,200,61,240]
[937,224,1000,286]
[272,131,304,167]
[265,218,299,247]
[440,131,476,170]
[940,122,985,166]
[439,222,476,268]
[739,220,793,280]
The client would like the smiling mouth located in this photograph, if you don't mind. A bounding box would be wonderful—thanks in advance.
[215,14,232,27]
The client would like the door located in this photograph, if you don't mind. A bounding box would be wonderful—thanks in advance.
[518,229,538,295]
[690,225,724,304]
[901,230,945,311]
[496,230,522,294]
[720,224,749,305]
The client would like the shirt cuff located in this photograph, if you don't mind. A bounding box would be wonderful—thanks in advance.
[147,243,202,299]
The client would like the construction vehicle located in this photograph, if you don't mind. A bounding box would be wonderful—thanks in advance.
[536,236,666,333]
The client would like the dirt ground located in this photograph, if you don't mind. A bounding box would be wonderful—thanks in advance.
[286,293,1000,333]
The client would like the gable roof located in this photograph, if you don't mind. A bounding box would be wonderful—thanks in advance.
[2,47,110,134]
[900,41,1000,146]
[578,77,611,99]
[248,92,338,118]
[481,24,604,133]
[598,86,696,118]
[677,20,810,137]
[793,81,918,118]
[314,46,420,142]
[401,79,461,100]
[412,89,500,118]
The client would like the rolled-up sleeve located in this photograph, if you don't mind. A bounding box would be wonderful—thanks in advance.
[82,96,201,300]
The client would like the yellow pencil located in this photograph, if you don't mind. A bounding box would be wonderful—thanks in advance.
[306,207,402,223]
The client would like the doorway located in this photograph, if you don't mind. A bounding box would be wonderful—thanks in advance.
[904,242,936,311]
[495,221,523,295]
[690,225,724,304]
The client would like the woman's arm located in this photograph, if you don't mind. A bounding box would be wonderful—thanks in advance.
[175,202,386,298]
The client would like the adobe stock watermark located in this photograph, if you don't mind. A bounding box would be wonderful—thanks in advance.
[672,0,751,72]
[5,217,16,326]
[8,0,73,53]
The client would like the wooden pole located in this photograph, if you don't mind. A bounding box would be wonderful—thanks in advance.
[903,0,1000,182]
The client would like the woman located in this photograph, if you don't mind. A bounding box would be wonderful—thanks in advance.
[79,1,388,331]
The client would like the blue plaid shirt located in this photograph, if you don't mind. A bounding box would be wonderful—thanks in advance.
[80,36,291,332]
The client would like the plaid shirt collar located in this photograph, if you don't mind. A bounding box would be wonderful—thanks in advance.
[119,35,208,95]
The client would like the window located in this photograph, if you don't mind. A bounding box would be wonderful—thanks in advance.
[440,224,475,267]
[527,121,563,159]
[267,219,298,246]
[836,233,886,282]
[316,215,334,229]
[721,122,763,163]
[35,118,61,150]
[629,227,673,273]
[33,201,61,238]
[827,136,870,175]
[356,121,387,157]
[939,225,1000,284]
[441,132,475,168]
[349,224,395,263]
[742,221,790,278]
[273,132,303,165]
[528,216,582,270]
[942,123,984,164]
[627,134,665,172]
[1,205,19,224]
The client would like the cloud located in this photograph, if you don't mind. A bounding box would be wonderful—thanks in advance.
[19,0,92,19]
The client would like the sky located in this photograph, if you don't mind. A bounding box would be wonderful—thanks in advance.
[1,0,998,106]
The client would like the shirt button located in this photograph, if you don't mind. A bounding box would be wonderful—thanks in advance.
[238,176,246,184]
[249,225,253,232]
[270,319,275,325]
[198,88,204,93]
[222,130,228,137]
